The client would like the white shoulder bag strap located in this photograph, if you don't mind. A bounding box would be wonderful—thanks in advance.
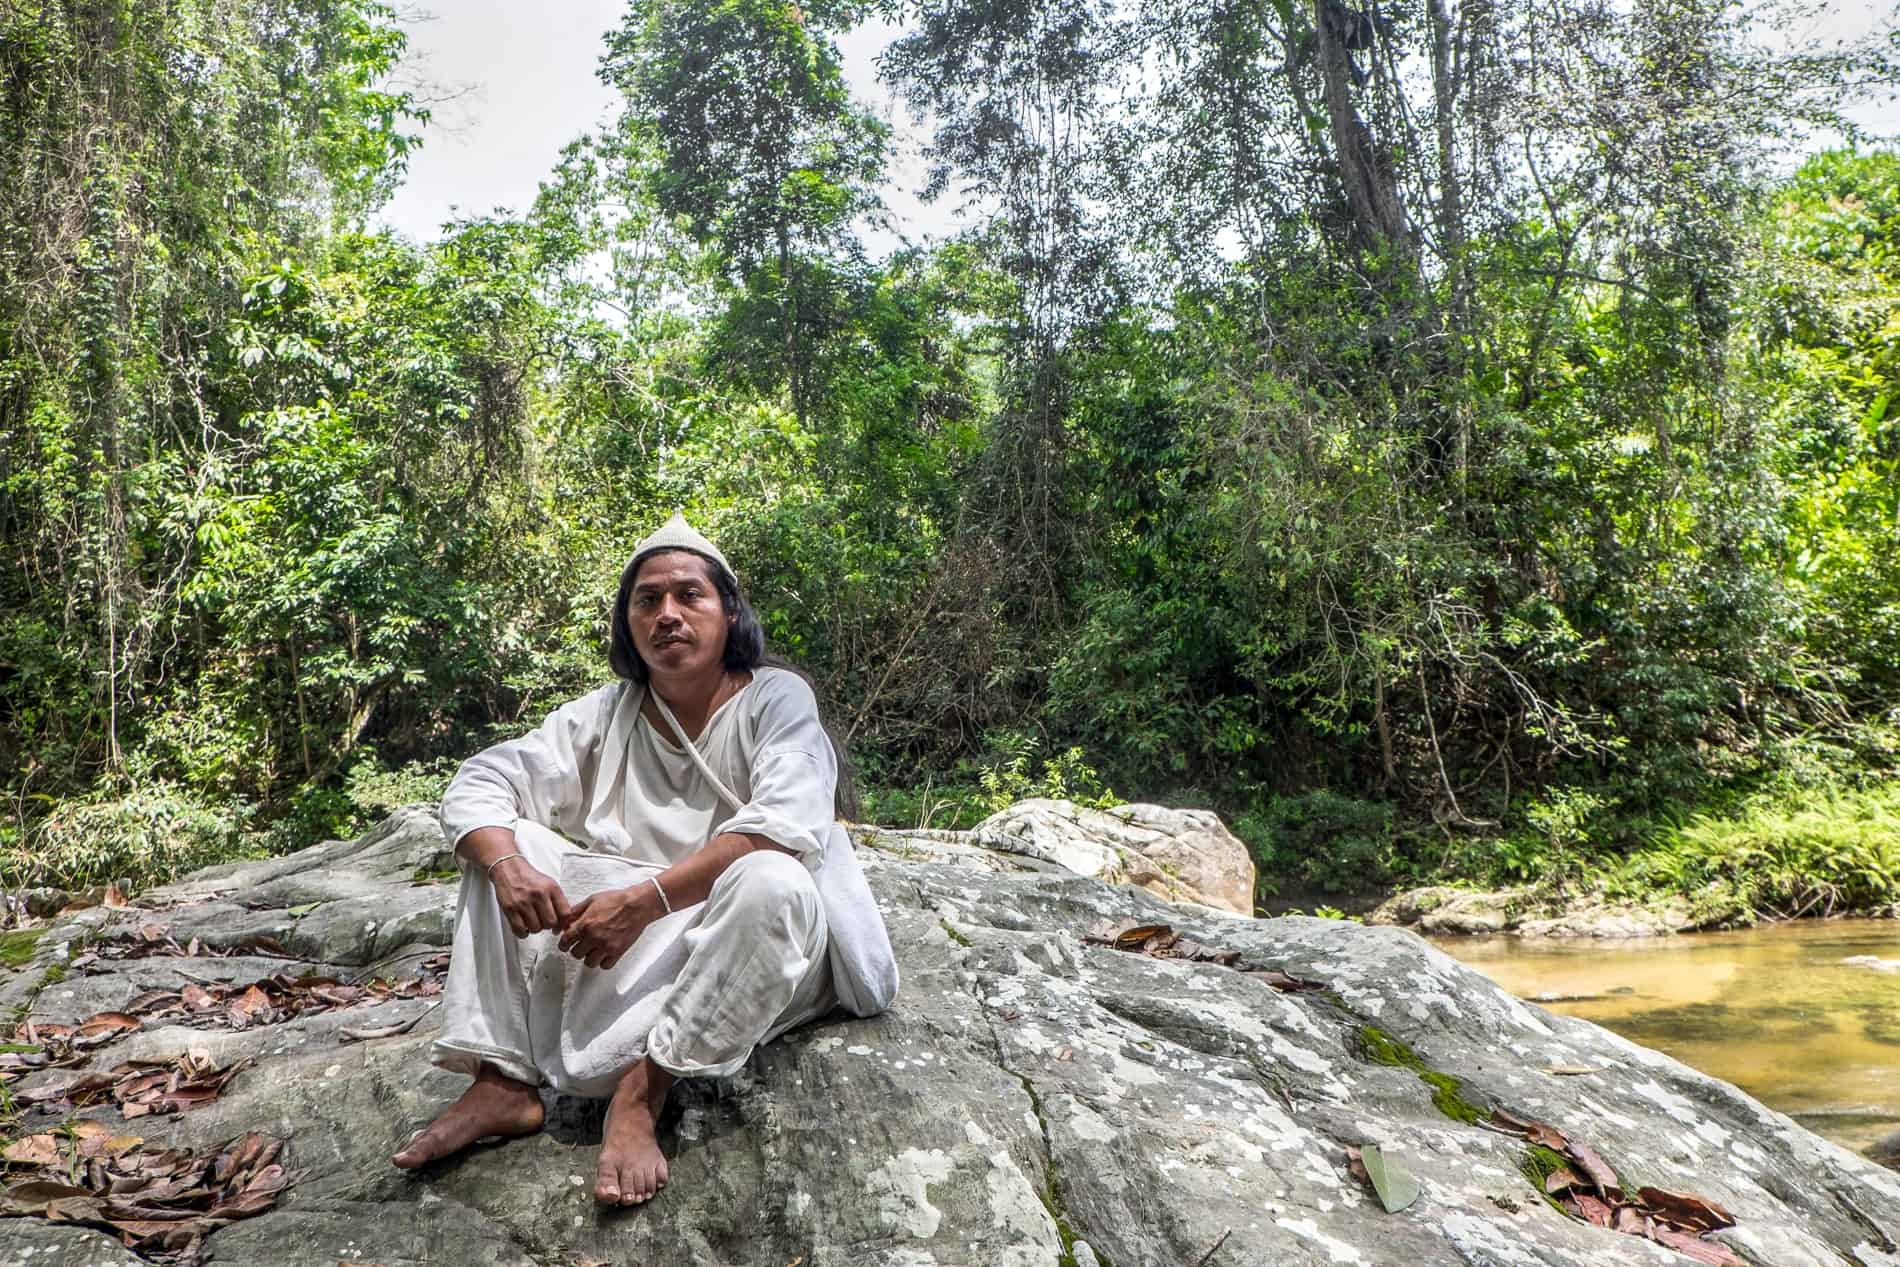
[645,687,745,813]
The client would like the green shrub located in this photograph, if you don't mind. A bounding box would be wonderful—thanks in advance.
[1,784,259,892]
[975,733,1119,815]
[263,751,461,855]
[855,777,989,831]
[344,752,459,817]
[856,733,1120,831]
[1234,790,1396,898]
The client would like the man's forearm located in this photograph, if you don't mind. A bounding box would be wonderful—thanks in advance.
[647,832,789,909]
[456,825,522,872]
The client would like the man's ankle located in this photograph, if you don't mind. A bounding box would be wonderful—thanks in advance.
[474,1064,538,1096]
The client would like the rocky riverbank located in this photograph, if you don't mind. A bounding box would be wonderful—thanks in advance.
[1367,884,1754,938]
[1369,882,1900,939]
[0,804,1896,1266]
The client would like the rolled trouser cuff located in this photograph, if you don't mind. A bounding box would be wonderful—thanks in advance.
[429,1037,542,1089]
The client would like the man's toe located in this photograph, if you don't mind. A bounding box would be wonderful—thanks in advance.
[595,1165,622,1203]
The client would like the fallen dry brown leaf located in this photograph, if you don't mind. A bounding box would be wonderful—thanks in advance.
[1244,968,1327,994]
[17,1050,250,1119]
[1635,1186,1735,1234]
[0,1125,293,1264]
[12,954,450,1068]
[2,1135,62,1166]
[1541,1165,1585,1195]
[1081,919,1324,991]
[1488,1107,1743,1265]
[1564,1139,1618,1194]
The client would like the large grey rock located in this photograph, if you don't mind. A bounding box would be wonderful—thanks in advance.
[0,803,1895,1267]
[880,797,1258,915]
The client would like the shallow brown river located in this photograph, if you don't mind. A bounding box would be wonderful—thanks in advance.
[1430,918,1900,1155]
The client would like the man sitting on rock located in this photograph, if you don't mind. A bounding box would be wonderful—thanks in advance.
[391,514,898,1204]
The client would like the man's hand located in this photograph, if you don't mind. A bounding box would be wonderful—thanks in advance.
[558,882,664,971]
[491,858,572,939]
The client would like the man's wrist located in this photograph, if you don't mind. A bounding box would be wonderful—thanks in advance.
[456,824,522,872]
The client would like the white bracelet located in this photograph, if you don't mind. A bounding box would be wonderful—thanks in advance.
[485,852,525,876]
[649,875,673,915]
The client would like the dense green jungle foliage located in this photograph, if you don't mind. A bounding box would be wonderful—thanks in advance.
[2,0,1897,912]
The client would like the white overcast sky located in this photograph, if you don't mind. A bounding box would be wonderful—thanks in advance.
[373,0,952,252]
[373,0,1899,251]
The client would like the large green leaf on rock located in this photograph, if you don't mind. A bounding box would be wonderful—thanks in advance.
[1361,1145,1420,1213]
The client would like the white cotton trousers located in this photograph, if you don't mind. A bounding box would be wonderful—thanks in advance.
[431,820,836,1097]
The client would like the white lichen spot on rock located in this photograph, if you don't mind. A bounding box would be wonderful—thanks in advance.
[1299,1147,1344,1188]
[868,1147,956,1239]
[1725,1137,1768,1174]
[1438,1213,1548,1267]
[1268,1033,1333,1077]
[1573,1094,1640,1131]
[1498,994,1555,1037]
[1269,993,1328,1040]
[983,1149,1064,1261]
[1274,1215,1366,1263]
[1694,1118,1732,1148]
[1629,1077,1701,1126]
[1095,1041,1164,1091]
[1066,1098,1116,1143]
[1240,1103,1310,1154]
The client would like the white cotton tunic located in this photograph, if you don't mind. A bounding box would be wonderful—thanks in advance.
[439,667,840,871]
[432,668,897,1094]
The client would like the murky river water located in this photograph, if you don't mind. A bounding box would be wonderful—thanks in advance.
[1430,919,1900,1155]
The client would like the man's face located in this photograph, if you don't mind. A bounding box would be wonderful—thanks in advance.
[629,550,731,679]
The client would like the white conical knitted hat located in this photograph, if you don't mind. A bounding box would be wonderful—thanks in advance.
[631,512,737,586]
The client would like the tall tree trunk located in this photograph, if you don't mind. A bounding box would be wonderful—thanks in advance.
[1311,0,1414,257]
[779,221,802,427]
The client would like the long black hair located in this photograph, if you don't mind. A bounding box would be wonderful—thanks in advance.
[607,546,858,818]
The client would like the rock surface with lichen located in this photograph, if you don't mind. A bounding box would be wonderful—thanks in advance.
[0,805,1896,1267]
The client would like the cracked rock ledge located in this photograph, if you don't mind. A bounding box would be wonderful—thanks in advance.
[0,804,1896,1267]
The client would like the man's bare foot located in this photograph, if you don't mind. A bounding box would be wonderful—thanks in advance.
[392,1065,544,1169]
[596,1057,675,1205]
